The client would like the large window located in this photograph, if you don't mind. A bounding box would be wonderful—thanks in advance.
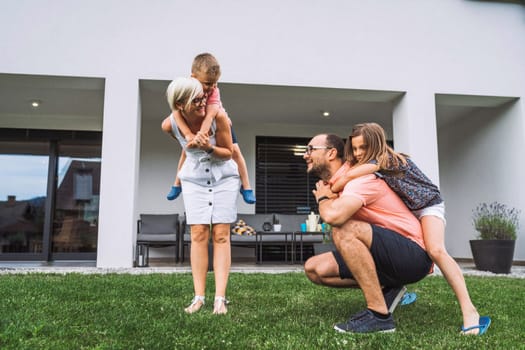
[0,128,101,260]
[53,144,101,255]
[255,136,318,214]
[0,149,49,254]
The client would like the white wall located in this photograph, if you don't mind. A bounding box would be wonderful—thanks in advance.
[439,100,525,259]
[393,91,440,184]
[1,1,523,91]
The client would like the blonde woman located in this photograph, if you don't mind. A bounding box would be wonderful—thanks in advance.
[162,77,239,315]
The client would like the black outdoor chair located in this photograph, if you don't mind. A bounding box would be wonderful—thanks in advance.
[136,214,180,267]
[178,215,191,263]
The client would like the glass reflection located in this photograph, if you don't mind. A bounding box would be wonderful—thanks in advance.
[0,154,48,253]
[52,146,101,253]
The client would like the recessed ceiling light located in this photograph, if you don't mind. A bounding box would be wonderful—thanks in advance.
[31,100,41,108]
[322,111,330,118]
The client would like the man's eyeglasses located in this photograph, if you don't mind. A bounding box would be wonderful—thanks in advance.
[305,145,331,155]
[191,96,206,105]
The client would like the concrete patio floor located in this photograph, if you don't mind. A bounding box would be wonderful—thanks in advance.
[0,259,524,278]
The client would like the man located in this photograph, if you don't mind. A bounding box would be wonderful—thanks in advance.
[303,133,432,333]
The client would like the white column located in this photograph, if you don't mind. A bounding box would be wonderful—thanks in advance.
[97,75,141,267]
[392,90,440,186]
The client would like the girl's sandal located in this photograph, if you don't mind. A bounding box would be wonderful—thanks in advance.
[184,295,205,314]
[213,296,229,315]
[461,316,491,336]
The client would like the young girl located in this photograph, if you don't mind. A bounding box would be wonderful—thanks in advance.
[165,53,255,204]
[331,122,490,335]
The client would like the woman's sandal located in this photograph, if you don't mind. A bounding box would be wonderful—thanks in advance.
[213,296,229,315]
[184,295,205,314]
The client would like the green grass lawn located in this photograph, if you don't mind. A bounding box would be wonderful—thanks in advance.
[0,272,523,349]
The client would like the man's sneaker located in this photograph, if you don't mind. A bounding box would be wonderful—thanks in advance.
[383,286,413,313]
[334,309,395,334]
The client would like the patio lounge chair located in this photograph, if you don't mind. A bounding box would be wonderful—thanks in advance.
[136,214,180,267]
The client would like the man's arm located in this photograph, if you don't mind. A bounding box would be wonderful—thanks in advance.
[314,180,363,227]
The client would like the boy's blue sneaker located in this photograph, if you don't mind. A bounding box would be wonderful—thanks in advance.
[167,186,182,200]
[240,187,256,204]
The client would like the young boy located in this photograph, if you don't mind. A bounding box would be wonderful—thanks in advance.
[165,53,255,204]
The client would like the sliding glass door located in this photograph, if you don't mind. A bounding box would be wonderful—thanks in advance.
[0,129,101,261]
[0,143,49,256]
[52,144,100,259]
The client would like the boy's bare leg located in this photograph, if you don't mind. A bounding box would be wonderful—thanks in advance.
[232,144,251,189]
[167,152,186,200]
[167,177,182,200]
[233,144,256,203]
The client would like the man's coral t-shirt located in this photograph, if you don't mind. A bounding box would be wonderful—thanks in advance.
[340,173,425,250]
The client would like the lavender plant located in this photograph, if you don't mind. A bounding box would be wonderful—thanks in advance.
[472,201,520,240]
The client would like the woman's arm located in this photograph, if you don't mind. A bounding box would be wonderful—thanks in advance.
[162,114,187,185]
[330,163,379,193]
[161,114,177,140]
[210,111,234,159]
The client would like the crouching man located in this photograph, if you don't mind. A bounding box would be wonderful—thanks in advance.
[303,133,432,333]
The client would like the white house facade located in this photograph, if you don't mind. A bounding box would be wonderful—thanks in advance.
[0,0,523,267]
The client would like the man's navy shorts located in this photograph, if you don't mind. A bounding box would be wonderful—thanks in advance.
[333,224,432,287]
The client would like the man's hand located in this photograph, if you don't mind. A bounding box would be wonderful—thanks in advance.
[313,180,337,202]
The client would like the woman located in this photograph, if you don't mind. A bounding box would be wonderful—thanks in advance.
[162,77,239,315]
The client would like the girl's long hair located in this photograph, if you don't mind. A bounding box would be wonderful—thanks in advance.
[344,122,407,171]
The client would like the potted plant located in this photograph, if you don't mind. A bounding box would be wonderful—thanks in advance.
[470,201,520,274]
